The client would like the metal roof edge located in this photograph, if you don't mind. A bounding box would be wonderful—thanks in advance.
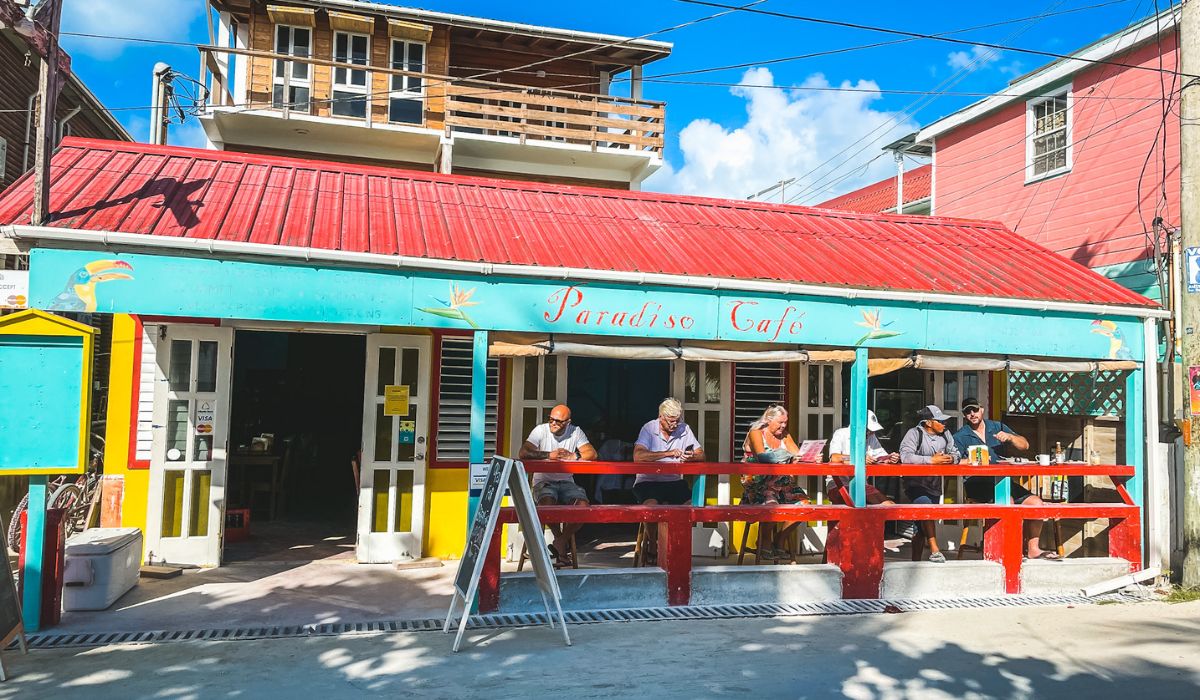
[3,224,1167,320]
[915,5,1179,144]
[283,0,673,55]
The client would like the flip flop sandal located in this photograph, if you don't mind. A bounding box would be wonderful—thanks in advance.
[1034,551,1063,561]
[547,543,561,563]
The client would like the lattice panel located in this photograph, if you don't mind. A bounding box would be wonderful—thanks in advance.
[1006,370,1126,417]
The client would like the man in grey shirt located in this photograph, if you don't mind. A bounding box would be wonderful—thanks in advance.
[898,405,958,564]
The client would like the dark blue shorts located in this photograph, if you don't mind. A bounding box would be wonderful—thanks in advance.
[633,479,692,505]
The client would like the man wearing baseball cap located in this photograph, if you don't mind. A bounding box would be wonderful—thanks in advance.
[898,405,959,563]
[952,398,1060,560]
[827,410,899,505]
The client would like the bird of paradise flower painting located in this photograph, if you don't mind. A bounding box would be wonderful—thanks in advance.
[854,309,903,346]
[418,282,480,328]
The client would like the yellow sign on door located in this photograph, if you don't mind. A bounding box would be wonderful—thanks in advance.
[384,385,410,416]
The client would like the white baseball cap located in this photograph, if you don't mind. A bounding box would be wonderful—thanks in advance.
[866,410,883,432]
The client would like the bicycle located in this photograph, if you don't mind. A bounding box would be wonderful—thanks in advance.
[6,433,104,554]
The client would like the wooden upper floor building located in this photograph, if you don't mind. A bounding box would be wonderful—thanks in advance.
[200,0,671,189]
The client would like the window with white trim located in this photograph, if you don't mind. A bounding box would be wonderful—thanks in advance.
[931,370,988,433]
[1026,88,1071,180]
[332,31,370,119]
[434,335,499,463]
[389,39,425,124]
[509,356,567,453]
[272,25,311,111]
[673,360,731,461]
[797,363,842,440]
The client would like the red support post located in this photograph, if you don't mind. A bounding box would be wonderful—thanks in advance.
[478,526,503,613]
[660,511,693,606]
[984,515,1023,594]
[825,509,885,598]
[1108,516,1143,572]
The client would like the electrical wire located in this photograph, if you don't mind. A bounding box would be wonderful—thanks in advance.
[676,0,1193,79]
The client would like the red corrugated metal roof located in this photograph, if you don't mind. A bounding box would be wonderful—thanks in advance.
[0,139,1155,308]
[818,164,933,214]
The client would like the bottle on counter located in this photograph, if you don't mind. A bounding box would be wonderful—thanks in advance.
[1054,441,1065,465]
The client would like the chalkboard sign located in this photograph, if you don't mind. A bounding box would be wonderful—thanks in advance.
[0,512,27,681]
[444,456,568,652]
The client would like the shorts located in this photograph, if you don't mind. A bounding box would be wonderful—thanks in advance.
[633,479,692,505]
[740,475,809,505]
[964,477,1035,504]
[828,476,891,505]
[535,479,588,505]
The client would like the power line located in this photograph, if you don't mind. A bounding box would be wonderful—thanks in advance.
[676,0,1193,79]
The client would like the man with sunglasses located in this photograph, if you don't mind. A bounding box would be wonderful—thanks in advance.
[519,404,597,563]
[953,398,1060,560]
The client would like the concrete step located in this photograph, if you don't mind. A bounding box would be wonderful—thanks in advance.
[690,564,843,606]
[1021,557,1131,595]
[881,560,1006,600]
[499,567,667,613]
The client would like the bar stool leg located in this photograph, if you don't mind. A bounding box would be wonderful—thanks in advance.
[633,523,646,567]
[738,523,750,565]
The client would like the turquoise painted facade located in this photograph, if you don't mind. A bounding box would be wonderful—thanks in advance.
[30,249,1146,361]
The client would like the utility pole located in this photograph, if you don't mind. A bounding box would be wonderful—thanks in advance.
[30,0,63,226]
[1180,0,1200,589]
[150,63,174,145]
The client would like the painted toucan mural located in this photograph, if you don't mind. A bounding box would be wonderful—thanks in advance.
[48,260,134,312]
[1090,319,1133,360]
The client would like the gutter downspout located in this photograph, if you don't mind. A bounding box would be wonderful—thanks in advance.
[57,106,80,142]
[2,224,1169,320]
[22,91,37,172]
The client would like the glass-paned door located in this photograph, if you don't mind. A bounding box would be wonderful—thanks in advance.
[145,325,233,566]
[332,31,370,118]
[358,334,430,562]
[273,25,311,111]
[672,360,731,506]
[797,362,842,440]
[508,355,568,453]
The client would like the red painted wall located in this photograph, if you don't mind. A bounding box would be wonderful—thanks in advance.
[934,34,1179,270]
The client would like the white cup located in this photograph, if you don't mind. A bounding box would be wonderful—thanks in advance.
[1036,454,1051,466]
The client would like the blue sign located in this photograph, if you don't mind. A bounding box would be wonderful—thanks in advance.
[1187,246,1200,294]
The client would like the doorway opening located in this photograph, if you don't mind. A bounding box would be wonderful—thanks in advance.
[225,330,365,563]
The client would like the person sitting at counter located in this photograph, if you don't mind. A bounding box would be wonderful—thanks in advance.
[518,403,597,565]
[898,405,957,564]
[827,410,898,506]
[633,398,703,564]
[953,397,1059,560]
[741,404,810,560]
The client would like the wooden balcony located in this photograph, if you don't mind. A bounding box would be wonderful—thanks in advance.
[200,46,665,156]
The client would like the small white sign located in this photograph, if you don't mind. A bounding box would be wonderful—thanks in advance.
[1187,247,1200,294]
[0,270,28,309]
[194,401,215,435]
[469,462,489,496]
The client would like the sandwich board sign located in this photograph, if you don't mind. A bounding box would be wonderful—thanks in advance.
[444,455,569,652]
[0,512,28,681]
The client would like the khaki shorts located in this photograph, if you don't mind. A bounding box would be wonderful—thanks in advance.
[535,479,588,504]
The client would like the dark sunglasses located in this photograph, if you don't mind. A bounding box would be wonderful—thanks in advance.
[548,416,570,425]
[963,406,982,415]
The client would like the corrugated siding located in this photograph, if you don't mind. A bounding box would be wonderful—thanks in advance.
[935,34,1180,272]
[0,137,1157,309]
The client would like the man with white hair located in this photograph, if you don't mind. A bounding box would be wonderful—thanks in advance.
[632,398,704,565]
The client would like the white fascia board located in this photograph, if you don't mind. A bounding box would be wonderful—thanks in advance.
[2,224,1168,320]
[916,7,1178,143]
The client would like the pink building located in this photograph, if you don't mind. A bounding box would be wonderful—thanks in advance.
[824,9,1179,303]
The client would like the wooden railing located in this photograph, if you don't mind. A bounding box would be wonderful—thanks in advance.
[198,46,665,155]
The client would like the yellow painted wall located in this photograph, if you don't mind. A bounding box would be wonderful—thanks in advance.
[102,314,150,558]
[423,468,467,559]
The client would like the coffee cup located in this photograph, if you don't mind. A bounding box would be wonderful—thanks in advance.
[1036,454,1051,466]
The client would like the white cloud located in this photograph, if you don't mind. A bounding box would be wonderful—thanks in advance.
[946,45,1003,73]
[62,0,202,59]
[643,68,916,203]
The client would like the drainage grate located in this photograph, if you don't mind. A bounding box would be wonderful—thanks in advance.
[14,593,1115,651]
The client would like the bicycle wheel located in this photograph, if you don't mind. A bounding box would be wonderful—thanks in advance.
[50,483,84,511]
[7,493,29,554]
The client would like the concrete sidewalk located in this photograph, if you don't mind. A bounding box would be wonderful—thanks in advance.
[3,599,1197,698]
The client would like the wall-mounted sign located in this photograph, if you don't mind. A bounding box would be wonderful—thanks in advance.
[1187,247,1200,293]
[398,420,416,445]
[1189,366,1200,416]
[0,270,28,309]
[384,385,410,416]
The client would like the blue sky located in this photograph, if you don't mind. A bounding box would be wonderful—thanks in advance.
[60,0,1169,201]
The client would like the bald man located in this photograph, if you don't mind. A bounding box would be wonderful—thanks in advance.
[518,404,597,563]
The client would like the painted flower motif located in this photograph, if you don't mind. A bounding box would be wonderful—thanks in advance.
[854,309,903,346]
[419,282,481,328]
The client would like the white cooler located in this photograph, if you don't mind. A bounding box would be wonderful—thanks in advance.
[62,528,142,611]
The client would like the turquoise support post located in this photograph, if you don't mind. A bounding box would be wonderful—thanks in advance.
[466,330,489,529]
[994,476,1012,505]
[22,476,47,632]
[1125,368,1144,506]
[849,348,869,507]
[691,477,706,506]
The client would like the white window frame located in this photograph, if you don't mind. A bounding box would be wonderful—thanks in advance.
[796,362,843,441]
[332,30,371,120]
[388,38,426,125]
[272,24,311,110]
[1025,85,1072,183]
[930,370,990,431]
